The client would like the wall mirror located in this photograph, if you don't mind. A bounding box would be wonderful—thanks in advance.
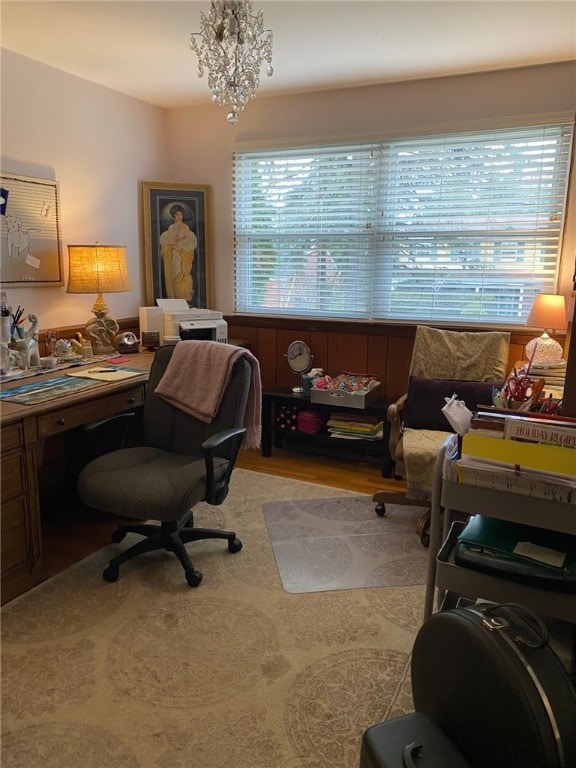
[285,340,313,394]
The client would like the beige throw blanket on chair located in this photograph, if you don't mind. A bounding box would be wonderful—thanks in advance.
[155,341,262,450]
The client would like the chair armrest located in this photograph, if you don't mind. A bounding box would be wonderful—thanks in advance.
[83,412,137,440]
[68,413,139,475]
[387,393,407,465]
[387,393,407,424]
[202,427,247,505]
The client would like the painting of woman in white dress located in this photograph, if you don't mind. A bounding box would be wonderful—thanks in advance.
[143,183,212,308]
[159,203,197,302]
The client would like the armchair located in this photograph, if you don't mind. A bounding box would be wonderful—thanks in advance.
[77,341,261,587]
[373,326,510,544]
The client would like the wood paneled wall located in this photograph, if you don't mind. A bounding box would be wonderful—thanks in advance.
[226,316,561,401]
[34,315,567,407]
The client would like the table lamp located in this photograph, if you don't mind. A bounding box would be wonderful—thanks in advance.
[525,293,567,365]
[67,243,132,354]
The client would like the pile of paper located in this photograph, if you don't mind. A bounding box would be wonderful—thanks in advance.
[326,411,383,440]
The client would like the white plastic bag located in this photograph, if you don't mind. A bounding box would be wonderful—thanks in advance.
[441,394,473,435]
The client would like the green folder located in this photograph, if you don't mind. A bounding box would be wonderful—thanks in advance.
[456,515,576,575]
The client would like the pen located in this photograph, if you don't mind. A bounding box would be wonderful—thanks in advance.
[88,368,117,373]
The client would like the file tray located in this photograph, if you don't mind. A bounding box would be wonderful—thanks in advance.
[310,381,380,409]
[436,521,576,622]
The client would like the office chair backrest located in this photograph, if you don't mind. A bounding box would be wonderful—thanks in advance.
[143,345,251,457]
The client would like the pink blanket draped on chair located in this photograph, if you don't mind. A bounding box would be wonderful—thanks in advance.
[155,341,262,449]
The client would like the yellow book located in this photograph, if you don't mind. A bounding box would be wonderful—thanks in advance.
[461,432,576,477]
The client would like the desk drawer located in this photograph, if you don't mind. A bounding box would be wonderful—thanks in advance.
[1,423,24,453]
[1,453,25,501]
[1,495,30,576]
[37,385,145,438]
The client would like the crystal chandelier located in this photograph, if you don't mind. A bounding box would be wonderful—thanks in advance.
[190,1,273,125]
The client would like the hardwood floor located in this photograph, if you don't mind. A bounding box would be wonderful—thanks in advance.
[40,448,406,578]
[236,447,405,497]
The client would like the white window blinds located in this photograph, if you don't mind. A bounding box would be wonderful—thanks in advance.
[233,122,573,324]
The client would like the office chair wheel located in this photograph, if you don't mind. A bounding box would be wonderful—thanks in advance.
[111,528,127,543]
[375,503,386,517]
[416,511,431,548]
[102,564,120,583]
[185,569,203,588]
[228,537,243,553]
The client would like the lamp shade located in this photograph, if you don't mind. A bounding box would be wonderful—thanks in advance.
[526,293,567,331]
[525,293,567,364]
[67,244,132,294]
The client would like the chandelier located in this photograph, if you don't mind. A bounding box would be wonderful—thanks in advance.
[190,1,273,125]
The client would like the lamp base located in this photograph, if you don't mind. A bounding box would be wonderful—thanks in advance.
[525,332,563,364]
[85,310,119,356]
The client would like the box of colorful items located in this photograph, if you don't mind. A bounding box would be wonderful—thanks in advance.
[310,371,380,409]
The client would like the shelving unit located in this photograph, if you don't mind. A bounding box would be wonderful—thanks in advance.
[261,388,392,476]
[424,441,576,622]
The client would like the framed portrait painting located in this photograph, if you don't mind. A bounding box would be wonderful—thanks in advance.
[0,173,64,287]
[142,182,213,308]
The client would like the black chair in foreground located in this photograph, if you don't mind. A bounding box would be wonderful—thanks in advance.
[77,342,260,587]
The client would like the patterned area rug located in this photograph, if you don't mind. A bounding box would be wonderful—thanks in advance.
[1,469,425,768]
[263,496,429,593]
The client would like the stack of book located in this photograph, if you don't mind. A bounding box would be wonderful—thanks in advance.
[326,411,383,440]
[527,360,566,399]
[456,410,576,503]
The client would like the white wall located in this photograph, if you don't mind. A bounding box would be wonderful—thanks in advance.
[2,50,575,327]
[1,49,167,329]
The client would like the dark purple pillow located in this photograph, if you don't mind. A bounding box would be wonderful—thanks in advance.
[404,376,500,432]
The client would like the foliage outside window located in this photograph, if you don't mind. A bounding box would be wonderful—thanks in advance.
[233,122,573,325]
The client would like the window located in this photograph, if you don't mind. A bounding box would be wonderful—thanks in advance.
[233,122,573,325]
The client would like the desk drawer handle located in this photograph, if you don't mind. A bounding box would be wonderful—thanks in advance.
[127,397,135,404]
[56,418,66,426]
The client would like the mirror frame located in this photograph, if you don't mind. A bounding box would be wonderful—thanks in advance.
[286,340,312,374]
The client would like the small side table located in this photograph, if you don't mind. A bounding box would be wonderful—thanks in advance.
[261,388,392,476]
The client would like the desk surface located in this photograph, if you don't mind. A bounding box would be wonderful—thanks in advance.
[0,352,155,427]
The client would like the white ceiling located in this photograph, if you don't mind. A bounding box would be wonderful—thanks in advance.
[2,0,575,109]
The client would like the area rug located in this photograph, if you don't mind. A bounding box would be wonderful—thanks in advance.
[263,496,429,594]
[1,469,425,768]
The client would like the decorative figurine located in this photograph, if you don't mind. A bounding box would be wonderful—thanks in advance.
[13,313,40,369]
[70,331,93,358]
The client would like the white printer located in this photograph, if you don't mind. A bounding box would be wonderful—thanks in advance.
[139,299,227,345]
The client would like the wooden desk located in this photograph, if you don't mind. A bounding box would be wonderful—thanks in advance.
[0,353,155,604]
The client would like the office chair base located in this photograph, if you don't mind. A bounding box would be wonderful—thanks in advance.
[103,520,242,587]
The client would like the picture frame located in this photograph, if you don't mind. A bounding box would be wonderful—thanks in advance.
[0,173,64,287]
[142,181,213,308]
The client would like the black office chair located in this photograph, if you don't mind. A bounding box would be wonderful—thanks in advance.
[77,343,254,587]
